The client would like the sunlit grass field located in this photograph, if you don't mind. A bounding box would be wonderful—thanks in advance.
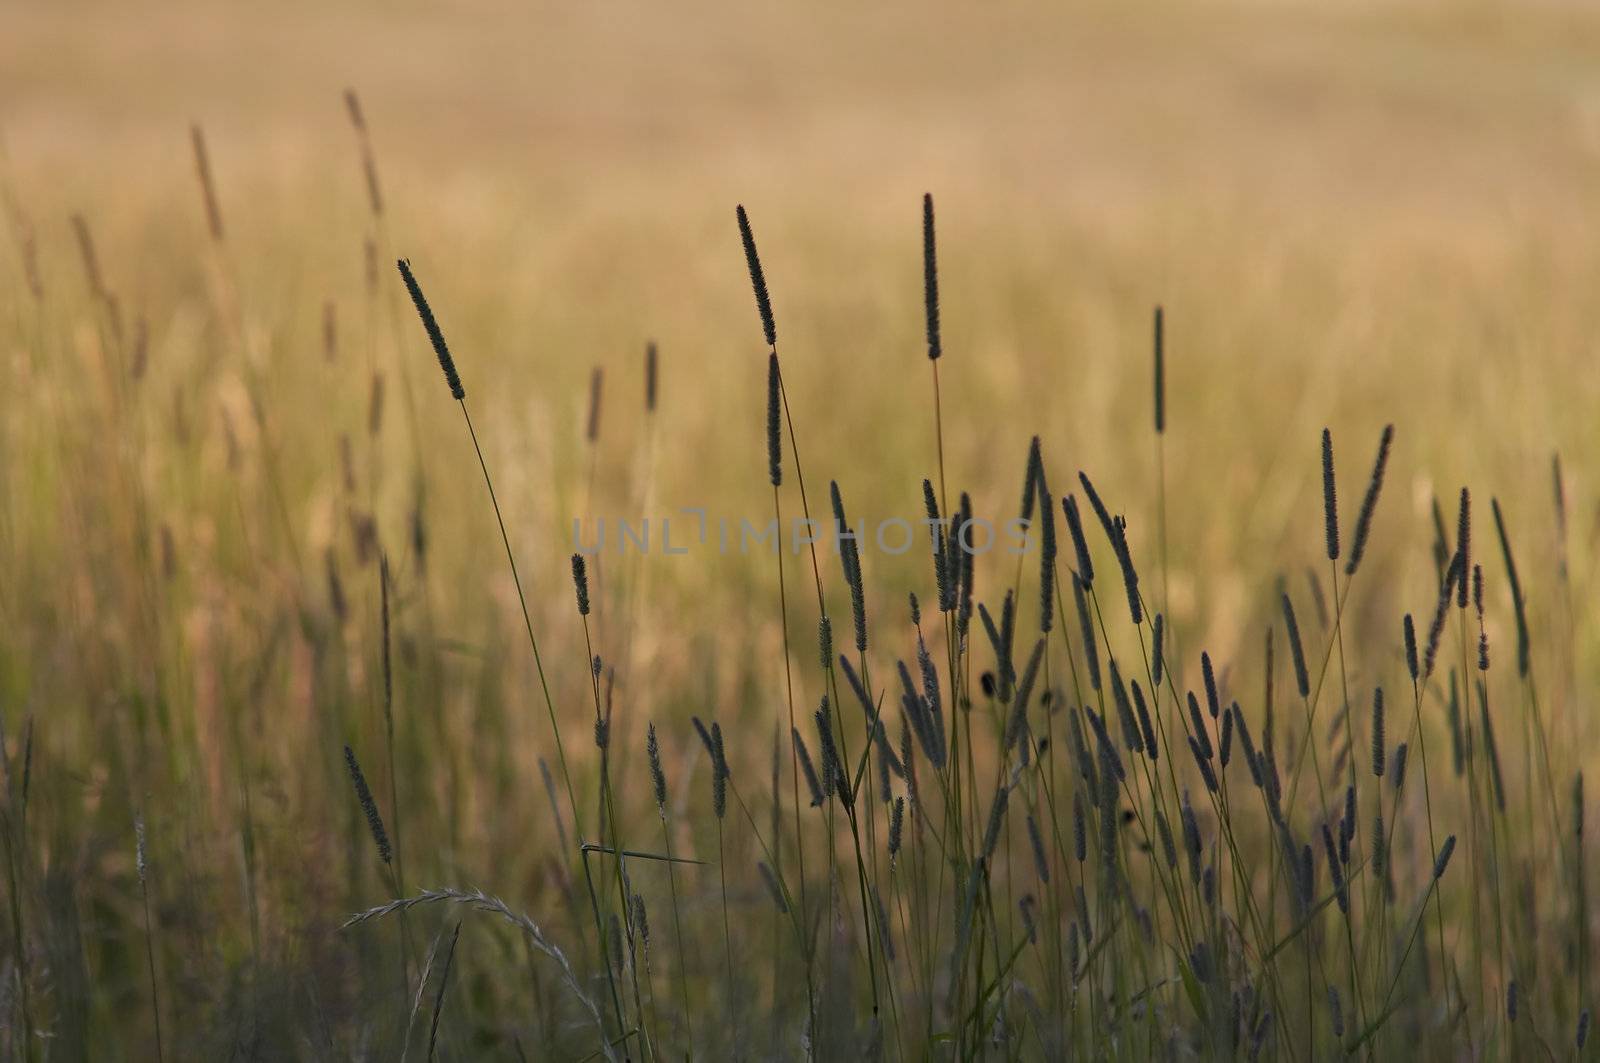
[5,1,1600,1058]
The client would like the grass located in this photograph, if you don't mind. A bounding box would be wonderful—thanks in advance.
[181,250,1599,1059]
[5,3,1600,1058]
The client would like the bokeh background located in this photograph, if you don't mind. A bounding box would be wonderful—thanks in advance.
[3,0,1600,1056]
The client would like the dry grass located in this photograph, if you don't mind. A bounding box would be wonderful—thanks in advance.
[2,1,1600,1058]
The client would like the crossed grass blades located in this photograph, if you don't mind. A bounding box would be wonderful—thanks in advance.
[0,117,1588,1060]
[337,200,1568,1061]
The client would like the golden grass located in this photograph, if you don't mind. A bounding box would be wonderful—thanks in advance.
[3,0,1600,1056]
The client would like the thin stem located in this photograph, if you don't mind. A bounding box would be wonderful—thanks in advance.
[455,400,626,1040]
[770,483,816,1033]
[139,874,164,1063]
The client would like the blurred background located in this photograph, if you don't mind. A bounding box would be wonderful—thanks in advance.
[5,0,1596,683]
[4,0,1600,1055]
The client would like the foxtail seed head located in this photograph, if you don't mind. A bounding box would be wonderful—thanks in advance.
[922,193,941,361]
[397,259,464,400]
[735,204,776,347]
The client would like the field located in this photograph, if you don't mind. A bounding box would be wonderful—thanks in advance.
[4,1,1600,1058]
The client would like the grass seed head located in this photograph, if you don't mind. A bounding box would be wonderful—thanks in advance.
[570,553,590,616]
[397,259,464,400]
[766,352,782,486]
[1345,424,1393,575]
[735,204,776,347]
[343,745,391,865]
[1321,428,1339,561]
[922,193,941,361]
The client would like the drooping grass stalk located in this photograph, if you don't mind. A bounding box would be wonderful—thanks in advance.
[349,888,611,1053]
[395,258,626,1043]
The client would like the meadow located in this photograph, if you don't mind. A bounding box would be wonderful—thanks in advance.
[5,1,1600,1059]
